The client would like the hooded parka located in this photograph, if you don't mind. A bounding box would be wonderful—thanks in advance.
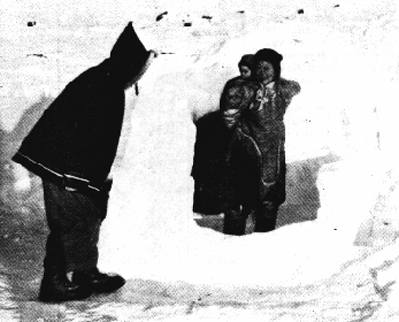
[12,22,151,194]
[221,77,301,206]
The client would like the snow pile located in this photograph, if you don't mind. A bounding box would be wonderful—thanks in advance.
[1,0,399,289]
[99,13,399,287]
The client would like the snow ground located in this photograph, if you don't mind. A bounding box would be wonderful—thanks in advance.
[1,0,399,320]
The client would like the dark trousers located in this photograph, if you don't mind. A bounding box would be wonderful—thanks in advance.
[223,136,285,235]
[253,201,279,233]
[42,180,108,275]
[223,139,263,236]
[223,206,252,236]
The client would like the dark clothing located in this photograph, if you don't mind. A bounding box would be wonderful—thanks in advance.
[192,111,238,214]
[222,78,300,206]
[12,22,151,282]
[12,60,125,192]
[191,78,259,216]
[253,201,279,233]
[191,78,260,214]
[221,77,300,234]
[42,180,107,273]
[12,23,151,194]
[220,78,260,200]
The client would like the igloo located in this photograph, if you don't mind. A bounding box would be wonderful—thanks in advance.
[2,2,399,311]
[96,18,399,290]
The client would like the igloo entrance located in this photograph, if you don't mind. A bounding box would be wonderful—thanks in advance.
[3,16,398,291]
[96,23,397,288]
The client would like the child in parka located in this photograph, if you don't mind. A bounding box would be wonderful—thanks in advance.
[192,55,255,216]
[222,48,301,235]
[221,54,260,235]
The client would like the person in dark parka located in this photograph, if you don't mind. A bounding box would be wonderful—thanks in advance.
[12,22,157,302]
[192,54,255,216]
[220,78,259,235]
[221,48,301,235]
[220,54,261,235]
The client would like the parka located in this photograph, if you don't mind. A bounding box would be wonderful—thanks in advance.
[12,22,151,194]
[221,77,300,206]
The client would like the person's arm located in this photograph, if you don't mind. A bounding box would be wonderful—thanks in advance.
[277,78,301,111]
[280,78,301,99]
[288,79,301,97]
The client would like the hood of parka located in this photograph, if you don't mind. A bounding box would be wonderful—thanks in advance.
[110,22,151,86]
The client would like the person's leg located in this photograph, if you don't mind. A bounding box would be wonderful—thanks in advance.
[253,140,284,233]
[223,140,250,236]
[40,180,93,302]
[40,180,125,301]
[223,206,248,236]
[68,190,125,294]
[61,191,104,273]
[253,201,279,233]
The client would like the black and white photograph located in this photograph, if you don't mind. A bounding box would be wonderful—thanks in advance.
[0,0,399,320]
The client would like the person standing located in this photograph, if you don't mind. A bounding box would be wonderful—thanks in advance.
[192,54,255,217]
[224,54,255,87]
[221,48,301,234]
[221,54,260,235]
[12,22,157,302]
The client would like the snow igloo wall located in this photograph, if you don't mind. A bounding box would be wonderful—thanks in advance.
[1,0,399,255]
[171,20,399,249]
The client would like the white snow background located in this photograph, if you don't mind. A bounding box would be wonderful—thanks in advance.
[2,0,399,295]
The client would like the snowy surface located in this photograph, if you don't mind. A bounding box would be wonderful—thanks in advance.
[2,0,399,319]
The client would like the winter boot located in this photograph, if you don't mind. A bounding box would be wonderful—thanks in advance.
[73,268,126,294]
[39,272,93,302]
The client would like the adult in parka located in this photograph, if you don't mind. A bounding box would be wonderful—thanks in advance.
[12,22,157,302]
[221,48,300,235]
[191,54,256,215]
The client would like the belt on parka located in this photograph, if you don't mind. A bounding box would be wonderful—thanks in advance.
[12,152,113,195]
